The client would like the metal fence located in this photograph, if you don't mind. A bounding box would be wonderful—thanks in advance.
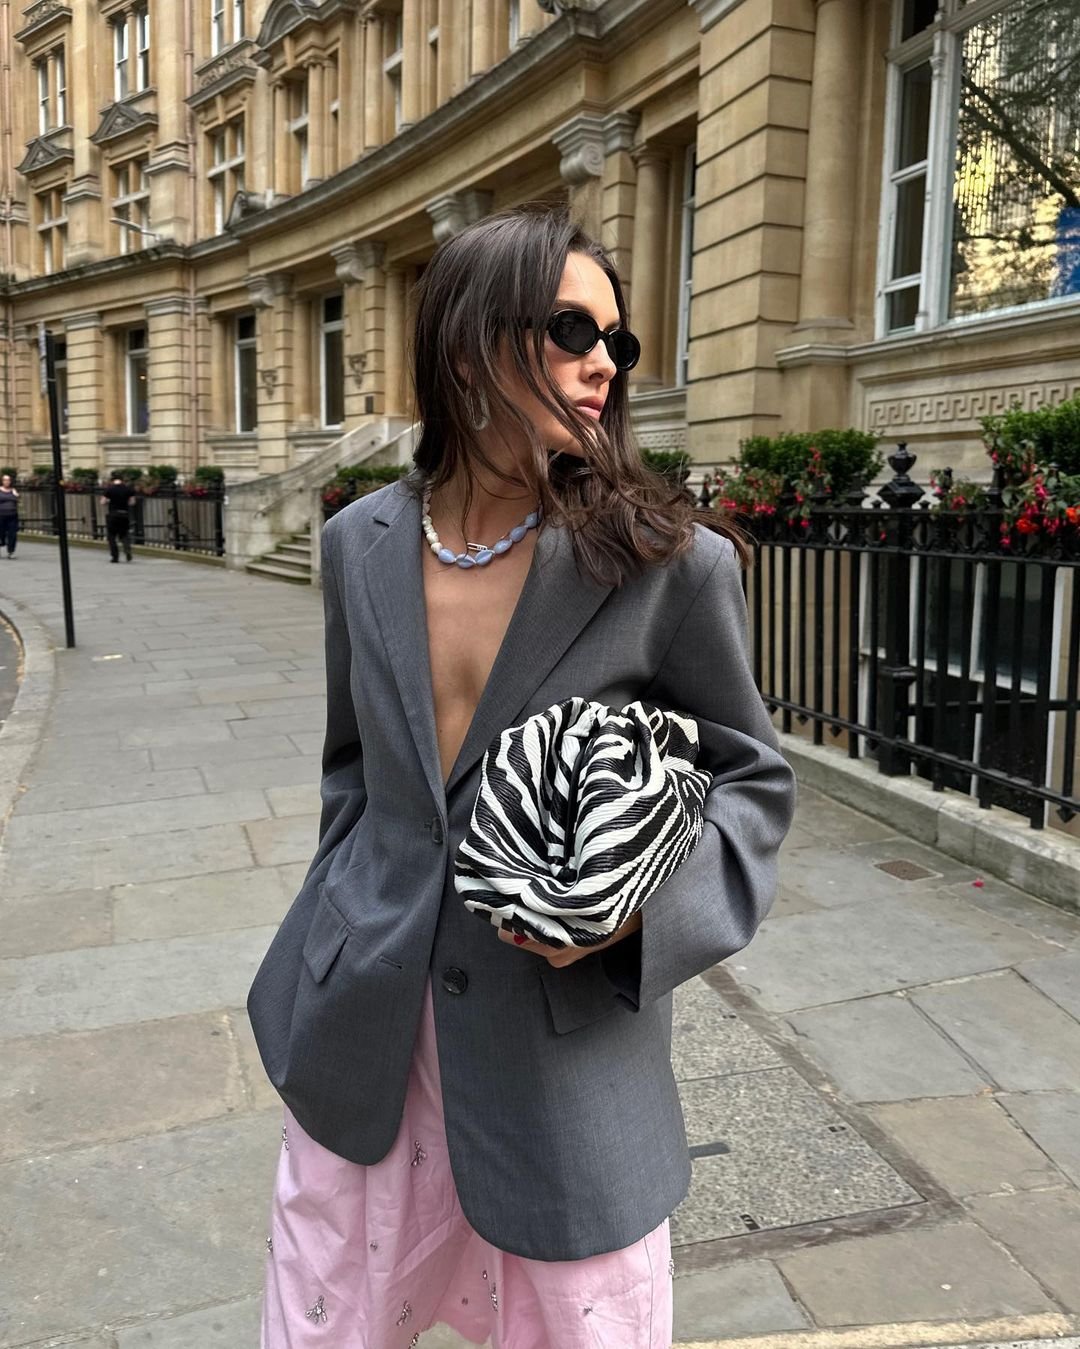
[743,446,1079,830]
[15,484,225,558]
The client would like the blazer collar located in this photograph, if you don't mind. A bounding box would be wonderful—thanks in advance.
[361,481,613,808]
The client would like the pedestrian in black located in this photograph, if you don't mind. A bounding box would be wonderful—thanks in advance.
[0,475,19,558]
[100,473,135,562]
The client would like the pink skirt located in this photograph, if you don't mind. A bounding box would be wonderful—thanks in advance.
[262,981,673,1349]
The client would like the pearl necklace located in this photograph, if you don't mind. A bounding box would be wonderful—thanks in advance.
[422,487,541,569]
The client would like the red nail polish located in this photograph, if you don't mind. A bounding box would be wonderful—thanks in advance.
[513,934,527,945]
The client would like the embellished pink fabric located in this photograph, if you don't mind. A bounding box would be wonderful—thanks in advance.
[262,981,673,1349]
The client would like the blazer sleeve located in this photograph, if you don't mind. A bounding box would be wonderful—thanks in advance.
[602,539,796,1009]
[302,522,368,887]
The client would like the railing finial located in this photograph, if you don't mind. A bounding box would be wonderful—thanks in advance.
[878,441,925,509]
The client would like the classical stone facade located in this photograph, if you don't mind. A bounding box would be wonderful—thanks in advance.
[0,0,1077,479]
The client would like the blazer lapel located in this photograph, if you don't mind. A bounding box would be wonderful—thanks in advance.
[362,484,446,812]
[445,524,612,796]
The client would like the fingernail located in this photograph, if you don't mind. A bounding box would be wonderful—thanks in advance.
[513,934,527,945]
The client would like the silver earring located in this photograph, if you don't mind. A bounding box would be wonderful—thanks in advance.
[466,387,490,431]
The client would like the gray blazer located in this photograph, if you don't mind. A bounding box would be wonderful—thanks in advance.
[248,479,796,1262]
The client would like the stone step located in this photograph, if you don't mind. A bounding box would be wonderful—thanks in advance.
[276,542,312,559]
[245,560,312,584]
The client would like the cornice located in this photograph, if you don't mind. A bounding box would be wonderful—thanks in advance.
[15,131,73,176]
[89,100,159,147]
[189,41,259,108]
[2,241,186,297]
[687,0,749,32]
[14,0,71,48]
[253,0,360,58]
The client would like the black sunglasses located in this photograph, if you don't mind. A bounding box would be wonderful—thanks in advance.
[545,310,641,372]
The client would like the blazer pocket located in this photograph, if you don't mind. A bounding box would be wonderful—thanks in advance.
[302,887,350,984]
[540,957,620,1035]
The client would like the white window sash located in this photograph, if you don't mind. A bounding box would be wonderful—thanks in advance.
[37,60,49,133]
[55,48,66,125]
[114,18,129,99]
[211,0,226,54]
[136,6,150,90]
[320,298,344,427]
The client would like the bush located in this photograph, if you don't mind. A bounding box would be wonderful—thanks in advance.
[641,449,691,484]
[323,463,408,512]
[70,468,99,488]
[738,429,883,497]
[32,463,54,482]
[116,467,143,485]
[192,466,225,490]
[144,464,179,489]
[980,393,1080,480]
[0,466,17,482]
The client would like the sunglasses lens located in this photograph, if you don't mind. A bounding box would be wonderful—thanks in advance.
[548,311,598,355]
[611,331,641,371]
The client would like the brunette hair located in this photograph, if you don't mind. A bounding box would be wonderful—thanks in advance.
[410,205,747,586]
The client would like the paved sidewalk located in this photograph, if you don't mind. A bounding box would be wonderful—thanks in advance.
[0,540,1077,1349]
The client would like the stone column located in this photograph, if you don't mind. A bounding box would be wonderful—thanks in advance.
[359,242,387,415]
[553,113,605,238]
[437,0,467,100]
[64,1,103,266]
[384,267,407,416]
[333,244,371,424]
[601,112,640,300]
[145,297,193,472]
[628,145,671,389]
[147,0,193,242]
[305,61,326,187]
[470,0,495,77]
[401,0,426,127]
[210,314,230,432]
[247,272,294,475]
[63,313,104,472]
[795,0,863,334]
[9,328,37,475]
[516,0,547,40]
[363,17,384,150]
[271,80,290,198]
[337,26,357,163]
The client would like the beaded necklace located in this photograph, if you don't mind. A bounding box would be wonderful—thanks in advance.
[421,486,541,569]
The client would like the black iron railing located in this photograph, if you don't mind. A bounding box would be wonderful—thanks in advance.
[743,445,1079,829]
[14,484,226,557]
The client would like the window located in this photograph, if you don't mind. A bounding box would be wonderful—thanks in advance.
[881,0,1080,334]
[207,118,244,233]
[54,339,69,435]
[509,0,521,46]
[235,313,258,431]
[126,327,149,434]
[35,48,66,132]
[320,293,344,427]
[233,0,246,40]
[212,0,245,52]
[135,3,150,90]
[328,57,339,174]
[113,16,129,99]
[384,11,403,134]
[286,75,309,189]
[113,158,151,253]
[211,0,226,53]
[36,187,67,275]
[677,146,696,388]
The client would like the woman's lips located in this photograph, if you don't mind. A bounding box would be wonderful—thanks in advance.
[576,404,604,420]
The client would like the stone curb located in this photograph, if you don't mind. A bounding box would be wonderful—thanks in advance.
[680,1312,1080,1349]
[0,590,57,846]
[780,734,1080,915]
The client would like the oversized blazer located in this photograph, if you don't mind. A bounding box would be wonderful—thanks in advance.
[248,478,796,1262]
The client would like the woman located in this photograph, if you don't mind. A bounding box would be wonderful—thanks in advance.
[248,207,795,1348]
[0,474,19,558]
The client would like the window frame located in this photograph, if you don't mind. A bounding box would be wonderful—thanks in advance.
[113,14,130,100]
[211,0,226,54]
[234,311,258,432]
[207,117,245,234]
[676,144,696,389]
[36,186,67,275]
[55,45,66,125]
[135,3,151,91]
[125,325,150,435]
[112,157,151,254]
[285,73,310,190]
[319,292,345,429]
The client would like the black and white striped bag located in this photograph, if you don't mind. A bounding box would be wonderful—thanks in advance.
[455,698,712,948]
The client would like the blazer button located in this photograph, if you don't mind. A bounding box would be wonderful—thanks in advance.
[431,818,445,846]
[441,967,468,995]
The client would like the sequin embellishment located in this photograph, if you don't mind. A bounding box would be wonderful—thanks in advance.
[265,1236,273,1253]
[396,1301,412,1326]
[490,1280,499,1311]
[281,1123,289,1151]
[411,1140,427,1167]
[583,1306,593,1316]
[305,1295,327,1324]
[668,1258,676,1277]
[369,1241,379,1251]
[409,1337,421,1348]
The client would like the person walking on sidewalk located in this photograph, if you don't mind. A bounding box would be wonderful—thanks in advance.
[100,473,135,562]
[0,475,19,558]
[248,206,796,1349]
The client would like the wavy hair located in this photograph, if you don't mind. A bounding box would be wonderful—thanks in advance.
[410,205,747,586]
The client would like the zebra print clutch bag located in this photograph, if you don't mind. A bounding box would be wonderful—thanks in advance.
[455,698,712,948]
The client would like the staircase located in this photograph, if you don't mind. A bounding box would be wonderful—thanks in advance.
[246,529,313,584]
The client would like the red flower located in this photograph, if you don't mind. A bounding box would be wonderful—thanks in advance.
[1016,516,1039,535]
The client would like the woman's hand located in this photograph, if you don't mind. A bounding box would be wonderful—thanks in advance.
[496,910,642,967]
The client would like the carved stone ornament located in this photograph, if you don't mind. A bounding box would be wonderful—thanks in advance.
[347,352,367,387]
[331,243,365,285]
[552,114,606,186]
[246,272,292,308]
[16,133,73,176]
[195,43,258,92]
[13,0,70,46]
[89,101,158,147]
[259,367,280,393]
[425,190,493,244]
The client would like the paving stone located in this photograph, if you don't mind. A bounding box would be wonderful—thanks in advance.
[790,787,897,843]
[769,845,953,910]
[1016,950,1080,1020]
[0,926,278,1038]
[199,679,322,705]
[111,867,292,942]
[0,1013,247,1164]
[235,694,326,720]
[867,1098,1065,1195]
[288,731,324,755]
[202,754,321,794]
[0,822,254,895]
[227,1008,281,1111]
[671,977,781,1084]
[0,889,113,959]
[231,713,321,740]
[846,835,977,883]
[672,1262,810,1339]
[0,1113,277,1346]
[999,1091,1080,1187]
[121,720,240,749]
[16,768,206,816]
[967,1188,1080,1312]
[767,885,823,919]
[913,971,1080,1091]
[28,747,153,784]
[731,892,1058,1012]
[5,789,269,846]
[114,1296,262,1348]
[672,1068,920,1245]
[245,814,320,867]
[785,994,990,1102]
[777,1222,1055,1324]
[148,735,300,770]
[934,877,1080,949]
[266,783,322,819]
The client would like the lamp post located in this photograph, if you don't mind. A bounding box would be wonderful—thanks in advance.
[37,325,76,649]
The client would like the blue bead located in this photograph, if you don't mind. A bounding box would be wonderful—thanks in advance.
[474,549,494,565]
[456,554,476,568]
[492,538,512,554]
[524,512,539,528]
[437,547,457,565]
[509,524,528,543]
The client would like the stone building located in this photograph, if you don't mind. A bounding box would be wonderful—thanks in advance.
[0,0,1077,483]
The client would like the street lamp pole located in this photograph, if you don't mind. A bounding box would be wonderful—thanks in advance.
[37,325,76,649]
